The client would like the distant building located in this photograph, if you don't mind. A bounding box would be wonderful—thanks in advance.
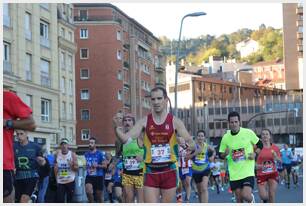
[283,3,303,90]
[73,3,166,151]
[252,59,285,89]
[236,39,259,58]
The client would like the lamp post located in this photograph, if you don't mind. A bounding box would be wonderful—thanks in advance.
[174,12,206,116]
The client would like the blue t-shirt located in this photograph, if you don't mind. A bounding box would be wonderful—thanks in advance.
[47,154,55,167]
[281,149,293,164]
[85,150,105,176]
[113,160,123,183]
[14,141,42,180]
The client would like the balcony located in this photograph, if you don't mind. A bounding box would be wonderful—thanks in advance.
[40,37,50,48]
[296,7,303,14]
[123,43,130,50]
[297,44,303,52]
[25,30,32,40]
[3,15,10,28]
[3,61,12,74]
[155,64,165,72]
[41,75,51,87]
[296,19,303,27]
[297,31,303,39]
[74,15,122,24]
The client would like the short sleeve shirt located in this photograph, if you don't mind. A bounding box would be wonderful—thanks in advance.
[3,91,33,170]
[85,150,105,176]
[219,127,259,181]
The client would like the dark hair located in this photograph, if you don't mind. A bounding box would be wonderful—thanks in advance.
[150,86,173,114]
[228,111,240,121]
[89,137,96,142]
[123,114,136,125]
[261,128,273,142]
[197,130,206,136]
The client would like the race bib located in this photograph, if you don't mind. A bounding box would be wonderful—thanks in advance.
[89,167,97,176]
[262,161,274,174]
[151,144,171,163]
[59,169,69,177]
[124,157,140,171]
[182,167,190,175]
[232,148,246,162]
[194,153,206,164]
[105,173,112,180]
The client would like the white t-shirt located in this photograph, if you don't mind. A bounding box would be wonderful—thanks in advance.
[210,161,221,176]
[178,145,192,167]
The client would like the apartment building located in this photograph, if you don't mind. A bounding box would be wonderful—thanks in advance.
[57,4,78,148]
[73,3,166,150]
[283,3,303,90]
[3,3,77,151]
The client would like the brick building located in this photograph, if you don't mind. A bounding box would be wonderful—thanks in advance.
[73,3,166,151]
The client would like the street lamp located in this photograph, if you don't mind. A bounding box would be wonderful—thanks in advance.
[174,11,206,116]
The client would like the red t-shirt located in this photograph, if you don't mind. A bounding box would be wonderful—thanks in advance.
[256,144,280,176]
[3,91,33,170]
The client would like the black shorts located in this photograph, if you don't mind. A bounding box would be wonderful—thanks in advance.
[3,170,15,198]
[15,178,38,201]
[282,163,292,174]
[85,176,104,191]
[192,169,211,184]
[230,176,254,191]
[114,182,122,188]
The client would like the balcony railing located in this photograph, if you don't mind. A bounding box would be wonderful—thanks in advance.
[74,15,122,24]
[297,31,303,39]
[41,75,51,87]
[296,7,303,14]
[40,37,50,48]
[3,61,12,74]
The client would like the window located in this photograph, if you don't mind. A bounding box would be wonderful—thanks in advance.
[60,27,65,37]
[118,90,122,101]
[80,48,88,59]
[61,126,66,139]
[80,28,88,39]
[81,109,90,120]
[4,42,10,62]
[60,51,65,69]
[68,103,73,120]
[67,54,72,71]
[80,10,88,20]
[25,12,31,40]
[68,79,73,95]
[60,77,66,94]
[81,129,90,140]
[25,94,33,108]
[40,3,49,10]
[69,127,73,139]
[61,101,66,119]
[68,31,73,41]
[40,20,49,47]
[117,70,123,80]
[3,3,10,27]
[80,68,89,79]
[81,89,89,100]
[41,98,51,122]
[116,30,121,40]
[117,50,122,60]
[25,53,32,81]
[40,59,50,87]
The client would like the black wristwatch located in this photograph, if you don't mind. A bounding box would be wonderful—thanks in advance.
[6,119,13,129]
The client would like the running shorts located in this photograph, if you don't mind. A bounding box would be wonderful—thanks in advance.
[85,176,104,191]
[256,172,278,185]
[122,173,144,189]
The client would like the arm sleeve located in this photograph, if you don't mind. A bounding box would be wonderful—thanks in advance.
[219,136,227,153]
[250,130,259,145]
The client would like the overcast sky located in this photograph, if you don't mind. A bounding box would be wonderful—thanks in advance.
[113,2,283,39]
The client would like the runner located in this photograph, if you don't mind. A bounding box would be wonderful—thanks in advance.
[112,157,124,203]
[104,153,115,203]
[14,129,48,203]
[54,138,78,203]
[210,157,222,194]
[3,90,36,202]
[176,137,192,203]
[219,111,261,203]
[280,144,293,189]
[290,148,300,188]
[84,137,107,202]
[255,129,281,203]
[190,130,215,203]
[113,86,195,203]
[120,114,145,203]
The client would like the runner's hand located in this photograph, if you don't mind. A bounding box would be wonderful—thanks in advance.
[36,156,46,166]
[112,112,123,128]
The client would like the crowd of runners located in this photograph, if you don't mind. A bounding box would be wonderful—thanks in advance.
[3,87,303,203]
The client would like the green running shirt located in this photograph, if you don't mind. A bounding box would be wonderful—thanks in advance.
[219,127,259,181]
